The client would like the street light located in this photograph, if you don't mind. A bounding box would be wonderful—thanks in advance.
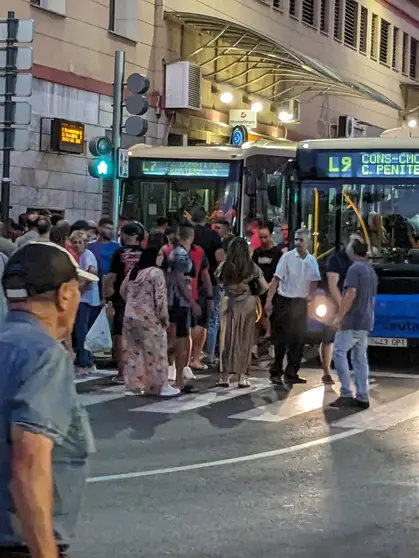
[408,118,417,128]
[220,91,233,104]
[251,101,263,112]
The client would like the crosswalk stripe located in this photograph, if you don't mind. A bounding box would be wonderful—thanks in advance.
[74,370,115,385]
[130,379,271,414]
[331,390,419,431]
[79,385,125,407]
[229,385,337,423]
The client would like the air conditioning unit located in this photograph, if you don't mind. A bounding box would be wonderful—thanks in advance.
[165,61,202,111]
[337,115,356,137]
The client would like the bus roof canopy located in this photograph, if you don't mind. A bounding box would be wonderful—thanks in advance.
[165,12,401,111]
[128,140,297,160]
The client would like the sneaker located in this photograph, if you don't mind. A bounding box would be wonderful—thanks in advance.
[75,366,89,377]
[125,389,144,396]
[183,366,196,380]
[88,365,97,375]
[112,376,125,385]
[270,375,283,386]
[160,385,181,397]
[329,396,355,408]
[354,399,370,410]
[168,364,177,382]
[322,374,335,385]
[291,376,307,384]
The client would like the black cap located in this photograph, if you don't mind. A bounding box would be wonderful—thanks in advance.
[121,221,145,241]
[2,241,98,301]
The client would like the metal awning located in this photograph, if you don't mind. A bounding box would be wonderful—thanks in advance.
[165,12,401,111]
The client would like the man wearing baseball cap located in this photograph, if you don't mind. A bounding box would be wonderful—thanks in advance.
[0,242,97,557]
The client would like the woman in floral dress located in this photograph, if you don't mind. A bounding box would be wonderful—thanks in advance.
[120,247,180,397]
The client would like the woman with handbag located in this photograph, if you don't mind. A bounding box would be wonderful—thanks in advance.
[215,237,268,388]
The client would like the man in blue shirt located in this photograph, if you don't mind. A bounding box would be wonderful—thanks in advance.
[0,242,97,557]
[89,217,120,288]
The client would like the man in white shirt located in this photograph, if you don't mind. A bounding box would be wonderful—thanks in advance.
[266,228,321,387]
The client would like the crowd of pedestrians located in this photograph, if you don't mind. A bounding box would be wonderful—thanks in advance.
[0,208,377,405]
[0,206,378,557]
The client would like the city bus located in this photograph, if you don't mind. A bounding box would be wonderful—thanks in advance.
[293,137,419,353]
[123,141,296,236]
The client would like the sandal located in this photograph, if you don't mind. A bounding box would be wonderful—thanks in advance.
[215,380,230,388]
[238,379,251,389]
[191,363,209,371]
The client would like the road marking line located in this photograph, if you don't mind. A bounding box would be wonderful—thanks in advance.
[74,371,115,385]
[370,371,419,380]
[332,390,419,431]
[129,379,271,414]
[229,385,336,423]
[79,385,125,406]
[86,428,363,483]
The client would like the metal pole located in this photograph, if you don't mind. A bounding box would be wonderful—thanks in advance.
[1,11,17,237]
[111,50,125,237]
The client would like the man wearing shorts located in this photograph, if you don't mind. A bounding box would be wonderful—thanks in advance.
[167,224,201,393]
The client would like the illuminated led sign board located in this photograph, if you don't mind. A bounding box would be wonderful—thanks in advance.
[314,151,419,179]
[50,119,85,154]
[140,160,231,178]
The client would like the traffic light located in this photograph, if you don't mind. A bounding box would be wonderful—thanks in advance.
[124,73,150,137]
[88,136,113,178]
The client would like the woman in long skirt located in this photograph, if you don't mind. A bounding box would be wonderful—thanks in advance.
[216,237,268,388]
[120,247,180,397]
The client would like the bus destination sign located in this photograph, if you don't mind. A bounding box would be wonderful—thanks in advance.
[140,160,231,178]
[317,151,419,179]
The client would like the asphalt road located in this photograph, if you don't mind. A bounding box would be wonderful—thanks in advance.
[71,361,419,558]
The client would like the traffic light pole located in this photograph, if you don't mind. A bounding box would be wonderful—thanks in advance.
[1,12,17,236]
[111,50,125,235]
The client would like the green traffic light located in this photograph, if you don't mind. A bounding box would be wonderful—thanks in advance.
[88,157,113,179]
[97,160,109,176]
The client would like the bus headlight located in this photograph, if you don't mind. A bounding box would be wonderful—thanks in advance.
[315,303,327,318]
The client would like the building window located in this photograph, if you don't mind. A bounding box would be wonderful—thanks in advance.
[302,0,316,26]
[344,0,358,49]
[289,0,298,18]
[320,0,329,33]
[359,6,368,54]
[410,38,418,80]
[380,19,390,64]
[333,0,343,41]
[402,32,409,75]
[30,0,66,16]
[370,14,378,60]
[109,0,138,41]
[392,27,399,69]
[273,0,282,9]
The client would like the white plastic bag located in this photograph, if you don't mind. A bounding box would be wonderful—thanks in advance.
[84,307,113,353]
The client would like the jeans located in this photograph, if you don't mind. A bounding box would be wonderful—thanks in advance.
[333,329,369,402]
[206,284,222,357]
[73,303,100,368]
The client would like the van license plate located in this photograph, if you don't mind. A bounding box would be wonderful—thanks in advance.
[368,337,408,347]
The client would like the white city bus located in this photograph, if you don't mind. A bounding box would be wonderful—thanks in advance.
[122,140,296,235]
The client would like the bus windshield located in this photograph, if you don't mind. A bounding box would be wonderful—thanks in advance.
[301,181,419,262]
[122,177,239,231]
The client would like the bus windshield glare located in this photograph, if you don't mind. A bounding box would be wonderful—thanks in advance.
[301,181,419,262]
